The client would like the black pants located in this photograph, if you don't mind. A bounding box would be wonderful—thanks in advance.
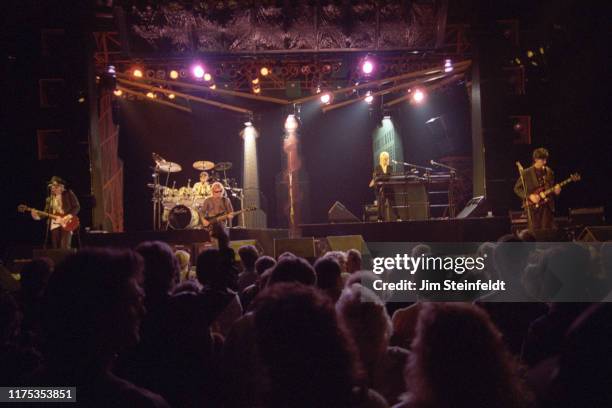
[50,228,72,249]
[530,205,555,231]
[377,187,400,221]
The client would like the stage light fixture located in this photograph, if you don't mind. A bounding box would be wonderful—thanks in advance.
[526,50,534,58]
[284,114,298,131]
[192,64,205,79]
[539,46,545,55]
[252,77,260,85]
[444,59,453,73]
[146,92,156,98]
[107,65,116,75]
[412,89,425,103]
[364,91,374,104]
[253,84,261,94]
[260,67,269,76]
[145,70,155,79]
[132,69,143,78]
[204,73,212,82]
[168,93,175,99]
[169,70,179,79]
[361,59,374,75]
[210,84,216,89]
[113,89,122,96]
[320,93,332,105]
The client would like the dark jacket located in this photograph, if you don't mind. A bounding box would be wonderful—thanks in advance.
[44,190,80,216]
[514,166,555,209]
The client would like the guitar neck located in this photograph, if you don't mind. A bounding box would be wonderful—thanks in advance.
[28,208,60,220]
[543,177,573,195]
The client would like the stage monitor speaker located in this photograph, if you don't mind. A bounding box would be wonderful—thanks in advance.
[328,201,360,223]
[394,203,429,221]
[33,248,76,266]
[577,226,612,242]
[274,237,317,259]
[325,235,369,255]
[228,239,261,261]
[456,196,487,219]
[569,206,605,227]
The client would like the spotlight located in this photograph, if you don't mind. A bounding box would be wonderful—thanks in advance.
[113,89,123,96]
[514,57,522,65]
[204,73,212,82]
[253,84,261,94]
[210,84,216,89]
[260,67,270,76]
[284,114,298,131]
[78,96,86,103]
[539,46,545,55]
[252,77,260,85]
[364,91,374,104]
[132,69,143,78]
[526,50,534,58]
[169,70,179,79]
[192,64,205,79]
[146,92,156,98]
[320,93,332,105]
[412,89,425,103]
[361,59,374,75]
[444,59,453,73]
[168,93,175,99]
[107,65,116,75]
[383,115,391,121]
[244,121,253,127]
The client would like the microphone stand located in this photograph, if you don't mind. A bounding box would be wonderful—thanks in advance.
[43,185,52,249]
[516,161,533,233]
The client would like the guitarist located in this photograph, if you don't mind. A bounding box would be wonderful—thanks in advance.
[31,176,80,249]
[200,182,233,228]
[514,148,560,231]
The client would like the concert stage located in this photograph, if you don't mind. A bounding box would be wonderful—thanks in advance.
[82,216,511,257]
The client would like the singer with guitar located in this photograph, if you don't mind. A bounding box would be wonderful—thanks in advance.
[30,176,80,249]
[514,148,559,232]
[199,182,234,228]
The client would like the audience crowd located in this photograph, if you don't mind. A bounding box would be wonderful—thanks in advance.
[0,224,610,407]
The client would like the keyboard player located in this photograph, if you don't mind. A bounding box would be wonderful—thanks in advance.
[369,151,401,221]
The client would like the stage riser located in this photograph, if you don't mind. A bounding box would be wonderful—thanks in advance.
[299,217,511,242]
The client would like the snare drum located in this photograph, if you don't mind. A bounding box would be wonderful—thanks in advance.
[167,205,200,229]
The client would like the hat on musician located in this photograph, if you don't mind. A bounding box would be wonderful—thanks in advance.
[47,176,67,187]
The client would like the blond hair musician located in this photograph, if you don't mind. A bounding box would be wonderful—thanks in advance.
[370,151,401,221]
[200,182,234,227]
[192,171,212,197]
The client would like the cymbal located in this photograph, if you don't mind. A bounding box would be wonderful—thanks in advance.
[214,162,233,171]
[193,160,215,171]
[156,161,182,173]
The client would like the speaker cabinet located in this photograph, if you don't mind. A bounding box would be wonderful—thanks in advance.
[328,201,360,223]
[274,237,317,259]
[577,226,612,242]
[456,196,488,219]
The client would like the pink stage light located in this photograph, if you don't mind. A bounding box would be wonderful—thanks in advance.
[192,64,205,79]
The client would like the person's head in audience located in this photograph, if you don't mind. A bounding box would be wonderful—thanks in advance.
[174,249,191,280]
[255,255,276,276]
[135,241,179,309]
[42,249,145,372]
[324,250,347,272]
[19,258,54,301]
[476,241,498,280]
[405,303,529,408]
[411,243,432,258]
[238,245,259,272]
[254,283,358,407]
[0,291,20,345]
[346,249,362,274]
[314,257,343,302]
[518,229,536,242]
[196,248,231,290]
[345,270,379,291]
[494,234,533,284]
[336,284,391,379]
[267,256,316,286]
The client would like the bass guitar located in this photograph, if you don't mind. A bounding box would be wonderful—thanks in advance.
[524,173,581,209]
[201,207,257,229]
[17,204,80,232]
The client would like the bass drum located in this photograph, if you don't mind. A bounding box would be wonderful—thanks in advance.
[167,205,200,230]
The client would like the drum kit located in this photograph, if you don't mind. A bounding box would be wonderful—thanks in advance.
[149,153,244,230]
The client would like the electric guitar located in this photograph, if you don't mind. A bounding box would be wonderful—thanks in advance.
[524,173,581,209]
[17,204,80,232]
[201,207,257,228]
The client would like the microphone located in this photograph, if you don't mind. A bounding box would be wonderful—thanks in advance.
[187,179,191,189]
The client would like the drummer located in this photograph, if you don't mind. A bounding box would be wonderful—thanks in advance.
[192,171,212,197]
[200,182,233,227]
